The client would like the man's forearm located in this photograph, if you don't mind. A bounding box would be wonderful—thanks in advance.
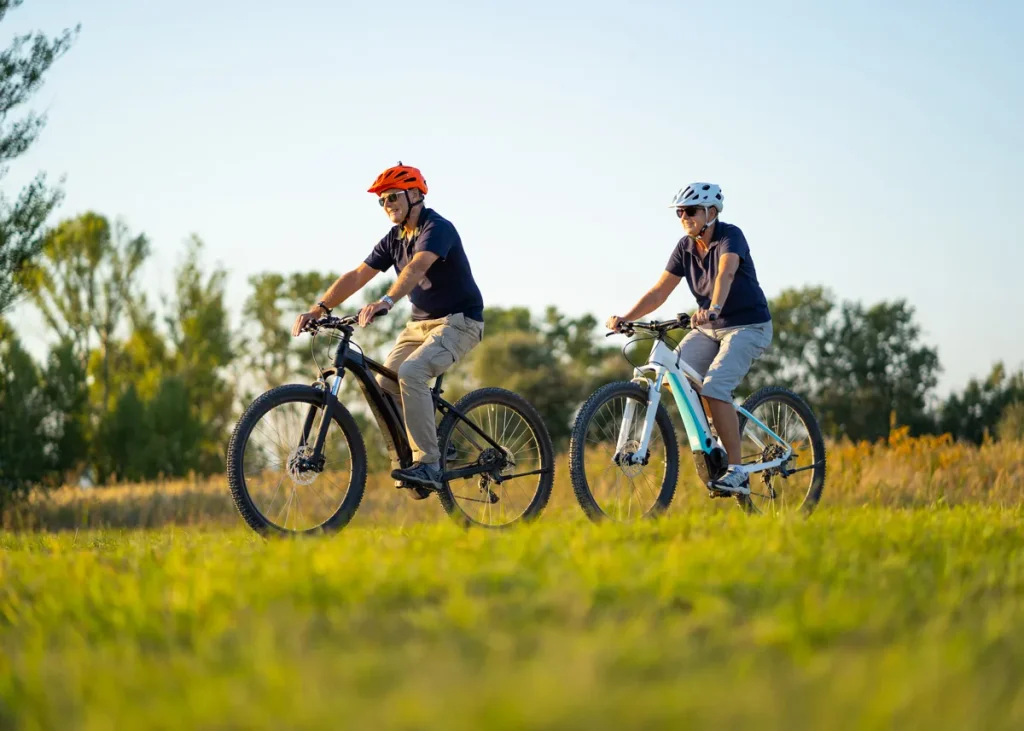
[318,270,365,310]
[386,263,430,302]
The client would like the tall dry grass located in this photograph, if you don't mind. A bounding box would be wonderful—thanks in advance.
[5,431,1023,531]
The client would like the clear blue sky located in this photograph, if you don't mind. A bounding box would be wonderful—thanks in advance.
[4,0,1022,393]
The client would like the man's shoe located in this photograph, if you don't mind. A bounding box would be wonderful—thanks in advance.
[391,462,443,491]
[708,467,751,496]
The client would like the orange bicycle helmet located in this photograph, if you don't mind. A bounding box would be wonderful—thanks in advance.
[367,162,428,195]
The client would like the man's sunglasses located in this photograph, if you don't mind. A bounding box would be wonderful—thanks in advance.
[675,206,704,219]
[378,192,404,207]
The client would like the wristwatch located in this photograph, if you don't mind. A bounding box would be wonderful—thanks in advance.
[380,294,395,309]
[316,300,331,316]
[708,304,722,321]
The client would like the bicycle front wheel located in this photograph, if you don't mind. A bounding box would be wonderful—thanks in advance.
[226,384,367,536]
[436,387,554,529]
[568,381,679,523]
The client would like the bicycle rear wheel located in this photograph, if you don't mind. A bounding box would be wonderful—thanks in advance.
[436,387,554,529]
[736,386,826,516]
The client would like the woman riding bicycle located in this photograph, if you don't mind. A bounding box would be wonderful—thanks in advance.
[606,182,772,495]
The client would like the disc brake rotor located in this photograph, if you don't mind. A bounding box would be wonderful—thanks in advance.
[286,446,319,486]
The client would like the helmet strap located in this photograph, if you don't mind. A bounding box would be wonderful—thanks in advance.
[398,191,424,228]
[698,207,712,237]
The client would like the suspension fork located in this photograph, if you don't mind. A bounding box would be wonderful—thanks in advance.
[617,368,665,465]
[302,369,343,464]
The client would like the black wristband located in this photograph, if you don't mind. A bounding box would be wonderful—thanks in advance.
[316,301,331,316]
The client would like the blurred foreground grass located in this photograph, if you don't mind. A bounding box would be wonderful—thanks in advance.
[2,508,1024,730]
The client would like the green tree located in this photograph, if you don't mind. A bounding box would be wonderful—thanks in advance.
[471,331,583,446]
[0,2,78,313]
[812,300,939,441]
[938,363,1024,444]
[164,237,236,474]
[746,286,835,396]
[0,319,51,506]
[41,336,88,479]
[464,306,627,447]
[22,213,149,411]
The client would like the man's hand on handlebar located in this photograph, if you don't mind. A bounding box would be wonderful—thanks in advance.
[357,300,392,328]
[292,307,325,337]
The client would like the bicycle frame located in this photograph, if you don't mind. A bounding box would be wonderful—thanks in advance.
[620,336,793,479]
[302,323,531,484]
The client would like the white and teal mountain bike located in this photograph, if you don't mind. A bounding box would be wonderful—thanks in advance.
[568,313,826,521]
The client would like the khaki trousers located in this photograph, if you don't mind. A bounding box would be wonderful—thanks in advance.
[377,313,484,464]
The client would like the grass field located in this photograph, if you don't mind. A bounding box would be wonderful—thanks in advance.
[2,435,1024,729]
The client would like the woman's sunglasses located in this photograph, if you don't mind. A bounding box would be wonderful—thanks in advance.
[675,206,704,219]
[378,192,404,207]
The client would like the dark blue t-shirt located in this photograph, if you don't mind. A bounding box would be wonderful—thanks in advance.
[365,208,484,322]
[665,220,771,328]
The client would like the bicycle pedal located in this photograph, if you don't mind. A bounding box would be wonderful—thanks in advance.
[394,481,432,500]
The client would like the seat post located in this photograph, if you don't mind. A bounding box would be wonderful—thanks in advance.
[432,374,445,396]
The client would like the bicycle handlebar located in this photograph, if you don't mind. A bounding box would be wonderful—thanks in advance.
[605,313,691,338]
[302,309,389,335]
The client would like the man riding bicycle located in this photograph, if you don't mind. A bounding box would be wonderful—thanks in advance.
[292,163,485,495]
[606,182,772,495]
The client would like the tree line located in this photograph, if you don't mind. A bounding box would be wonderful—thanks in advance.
[2,209,1022,506]
[0,3,1021,508]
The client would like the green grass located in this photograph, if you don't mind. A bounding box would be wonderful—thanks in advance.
[3,508,1024,730]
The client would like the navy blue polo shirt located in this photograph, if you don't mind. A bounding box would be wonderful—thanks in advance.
[365,208,484,322]
[665,220,771,328]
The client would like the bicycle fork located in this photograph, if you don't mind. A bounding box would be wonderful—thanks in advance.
[615,368,666,466]
[294,373,344,472]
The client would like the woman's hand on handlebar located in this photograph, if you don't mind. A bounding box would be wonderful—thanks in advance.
[605,315,626,333]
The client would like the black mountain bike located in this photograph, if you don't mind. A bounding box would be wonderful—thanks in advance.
[226,313,555,535]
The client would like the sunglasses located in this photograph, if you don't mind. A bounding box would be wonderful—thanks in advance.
[378,192,404,207]
[675,206,704,219]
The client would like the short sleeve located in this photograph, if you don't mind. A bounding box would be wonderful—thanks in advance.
[665,240,687,277]
[364,233,395,271]
[717,226,750,260]
[414,218,456,259]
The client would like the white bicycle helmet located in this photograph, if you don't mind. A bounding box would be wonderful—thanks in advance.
[669,182,724,211]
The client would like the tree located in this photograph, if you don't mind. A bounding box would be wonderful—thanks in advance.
[938,363,1024,444]
[471,331,583,446]
[0,319,50,506]
[41,336,88,479]
[811,300,939,441]
[164,237,236,474]
[22,213,149,411]
[745,286,835,396]
[243,271,408,393]
[0,2,78,313]
[465,306,628,447]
